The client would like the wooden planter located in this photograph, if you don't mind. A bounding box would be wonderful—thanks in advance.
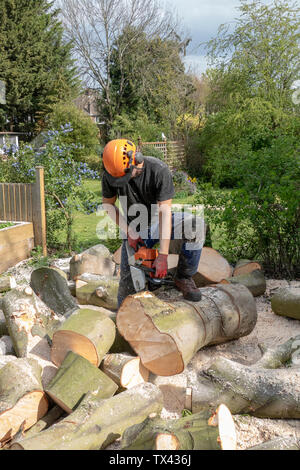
[0,221,34,273]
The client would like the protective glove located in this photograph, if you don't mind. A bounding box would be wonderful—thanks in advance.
[151,253,168,279]
[128,230,145,252]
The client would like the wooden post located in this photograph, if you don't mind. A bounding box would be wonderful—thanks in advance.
[137,136,142,151]
[32,167,47,256]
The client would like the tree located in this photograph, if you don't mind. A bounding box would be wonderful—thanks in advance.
[58,0,190,135]
[0,0,79,136]
[205,0,300,112]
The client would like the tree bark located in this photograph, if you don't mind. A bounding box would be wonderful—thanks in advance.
[51,308,116,367]
[30,267,78,318]
[271,287,300,320]
[9,383,163,450]
[193,247,233,287]
[0,310,8,337]
[0,358,48,443]
[220,269,266,297]
[70,244,115,280]
[121,404,236,450]
[0,274,16,293]
[46,351,118,413]
[2,286,63,357]
[22,406,65,439]
[101,353,149,390]
[75,277,119,311]
[117,284,257,376]
[187,336,300,419]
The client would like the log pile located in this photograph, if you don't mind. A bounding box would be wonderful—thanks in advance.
[0,243,298,450]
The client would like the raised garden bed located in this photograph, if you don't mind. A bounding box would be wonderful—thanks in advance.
[0,221,34,274]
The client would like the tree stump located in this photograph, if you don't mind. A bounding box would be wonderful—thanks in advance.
[117,284,257,376]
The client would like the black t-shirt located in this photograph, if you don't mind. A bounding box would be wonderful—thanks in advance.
[102,156,175,226]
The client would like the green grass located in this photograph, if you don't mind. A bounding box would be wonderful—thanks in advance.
[0,222,15,230]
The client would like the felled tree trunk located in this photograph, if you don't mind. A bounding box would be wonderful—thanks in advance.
[46,351,118,413]
[271,287,300,320]
[117,284,257,376]
[0,358,48,443]
[193,247,233,287]
[101,353,149,390]
[121,404,236,450]
[76,277,119,311]
[51,308,116,367]
[70,244,115,280]
[233,259,262,277]
[30,267,78,317]
[9,383,163,450]
[2,286,63,357]
[248,437,300,451]
[220,269,266,297]
[187,335,300,419]
[22,406,65,439]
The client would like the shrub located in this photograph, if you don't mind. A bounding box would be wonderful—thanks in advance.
[140,144,164,161]
[196,134,300,278]
[171,169,197,196]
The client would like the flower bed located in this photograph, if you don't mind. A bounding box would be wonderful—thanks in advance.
[0,221,34,274]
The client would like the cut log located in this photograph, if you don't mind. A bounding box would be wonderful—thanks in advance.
[46,351,118,413]
[9,383,163,450]
[0,274,16,293]
[220,269,266,297]
[0,336,14,355]
[51,308,116,367]
[101,353,149,390]
[0,358,48,443]
[233,259,262,277]
[271,287,300,320]
[121,404,236,450]
[76,277,119,311]
[113,246,122,265]
[2,286,63,357]
[0,355,17,369]
[187,336,300,419]
[30,267,78,317]
[0,310,8,337]
[117,284,257,376]
[70,244,115,280]
[193,247,233,287]
[248,437,300,451]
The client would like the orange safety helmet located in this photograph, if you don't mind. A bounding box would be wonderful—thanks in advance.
[102,139,137,178]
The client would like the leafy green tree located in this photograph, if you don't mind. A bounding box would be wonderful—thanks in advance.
[205,0,300,111]
[0,0,79,136]
[47,102,101,167]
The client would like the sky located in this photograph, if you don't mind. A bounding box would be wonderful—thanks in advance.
[166,0,273,75]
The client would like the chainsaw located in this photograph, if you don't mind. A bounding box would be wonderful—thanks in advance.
[126,241,175,293]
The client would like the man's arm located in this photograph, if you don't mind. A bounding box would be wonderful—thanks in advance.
[102,196,141,244]
[157,199,172,255]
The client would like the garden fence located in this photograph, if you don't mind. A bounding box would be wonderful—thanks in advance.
[138,139,186,169]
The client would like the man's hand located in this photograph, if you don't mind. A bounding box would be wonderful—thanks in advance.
[151,253,168,278]
[128,228,145,252]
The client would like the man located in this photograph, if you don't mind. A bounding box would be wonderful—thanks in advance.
[101,139,205,309]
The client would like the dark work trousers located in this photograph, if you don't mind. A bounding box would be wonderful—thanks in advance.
[117,212,205,309]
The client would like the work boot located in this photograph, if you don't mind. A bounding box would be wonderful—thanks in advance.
[174,277,202,302]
